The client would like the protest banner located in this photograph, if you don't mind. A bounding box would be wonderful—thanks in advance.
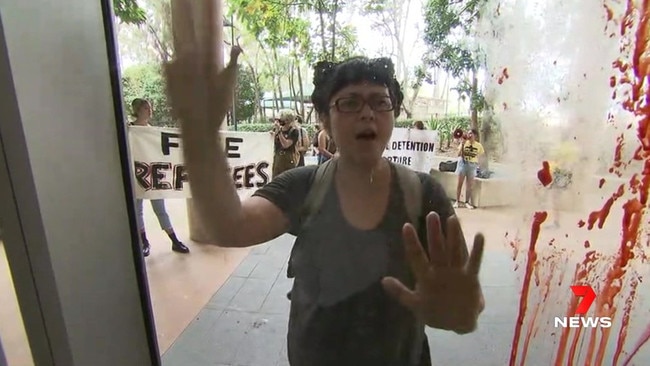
[128,126,274,200]
[383,128,439,173]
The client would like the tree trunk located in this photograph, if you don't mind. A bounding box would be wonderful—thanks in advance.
[289,61,298,114]
[330,0,339,60]
[470,68,479,133]
[297,58,305,119]
[272,86,279,111]
[249,65,263,122]
[318,1,327,57]
[273,49,284,108]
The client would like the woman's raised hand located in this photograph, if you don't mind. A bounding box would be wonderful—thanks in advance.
[164,0,243,137]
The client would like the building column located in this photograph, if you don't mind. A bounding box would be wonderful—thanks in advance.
[186,0,225,244]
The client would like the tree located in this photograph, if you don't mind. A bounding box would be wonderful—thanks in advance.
[117,0,173,64]
[228,0,313,118]
[235,65,264,122]
[121,64,174,126]
[307,0,360,62]
[363,0,426,118]
[423,0,487,132]
[113,0,146,25]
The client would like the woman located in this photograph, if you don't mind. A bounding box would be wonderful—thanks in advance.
[316,127,336,164]
[166,44,485,365]
[272,109,301,177]
[129,98,189,256]
[455,129,484,209]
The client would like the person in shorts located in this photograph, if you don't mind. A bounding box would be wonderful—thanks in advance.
[454,129,484,209]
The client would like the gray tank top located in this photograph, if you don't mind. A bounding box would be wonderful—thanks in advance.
[287,164,428,366]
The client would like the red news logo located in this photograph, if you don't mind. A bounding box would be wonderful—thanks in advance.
[553,285,612,328]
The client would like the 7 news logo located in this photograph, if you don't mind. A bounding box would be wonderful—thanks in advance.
[553,285,613,328]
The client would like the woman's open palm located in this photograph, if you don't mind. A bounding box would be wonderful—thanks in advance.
[382,212,485,334]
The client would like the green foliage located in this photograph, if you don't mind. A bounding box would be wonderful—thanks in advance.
[228,0,310,50]
[236,65,264,122]
[232,123,318,137]
[397,116,472,150]
[427,116,471,148]
[113,0,146,25]
[121,64,173,126]
[423,0,488,115]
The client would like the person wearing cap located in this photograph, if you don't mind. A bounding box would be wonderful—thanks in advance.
[272,109,301,177]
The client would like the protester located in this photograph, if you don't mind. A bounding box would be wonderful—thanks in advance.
[271,109,301,177]
[455,129,484,209]
[129,98,190,256]
[413,120,426,130]
[316,127,337,164]
[166,44,485,366]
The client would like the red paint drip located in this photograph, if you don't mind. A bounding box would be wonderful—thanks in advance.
[537,161,553,186]
[600,1,650,362]
[554,252,600,365]
[520,261,554,366]
[599,178,606,188]
[586,184,625,230]
[613,278,639,366]
[623,321,650,366]
[497,67,510,84]
[509,211,547,366]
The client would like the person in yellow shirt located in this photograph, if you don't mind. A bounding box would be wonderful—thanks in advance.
[546,140,579,228]
[455,129,485,209]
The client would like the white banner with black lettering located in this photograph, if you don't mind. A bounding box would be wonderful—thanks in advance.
[383,128,439,173]
[128,126,274,200]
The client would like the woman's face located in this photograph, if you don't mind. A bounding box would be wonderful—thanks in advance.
[324,82,394,165]
[138,102,152,120]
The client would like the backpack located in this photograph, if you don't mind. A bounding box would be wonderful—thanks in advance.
[287,158,424,278]
[297,127,310,152]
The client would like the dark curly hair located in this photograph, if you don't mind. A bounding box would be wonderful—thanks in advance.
[310,57,404,118]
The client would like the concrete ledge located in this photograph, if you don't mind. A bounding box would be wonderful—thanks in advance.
[429,163,630,209]
[430,168,519,208]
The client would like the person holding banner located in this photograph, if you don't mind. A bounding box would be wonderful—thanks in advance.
[272,109,301,177]
[129,98,190,256]
[165,20,485,365]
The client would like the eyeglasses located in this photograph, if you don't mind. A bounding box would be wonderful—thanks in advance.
[331,96,394,113]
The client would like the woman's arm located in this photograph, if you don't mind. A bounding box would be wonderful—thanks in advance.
[317,130,334,157]
[166,45,289,247]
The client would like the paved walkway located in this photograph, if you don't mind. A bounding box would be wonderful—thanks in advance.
[161,233,524,366]
[160,211,650,366]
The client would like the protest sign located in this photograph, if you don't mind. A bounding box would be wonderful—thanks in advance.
[128,126,273,200]
[383,128,439,173]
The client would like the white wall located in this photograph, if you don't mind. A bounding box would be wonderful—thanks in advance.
[0,0,154,364]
